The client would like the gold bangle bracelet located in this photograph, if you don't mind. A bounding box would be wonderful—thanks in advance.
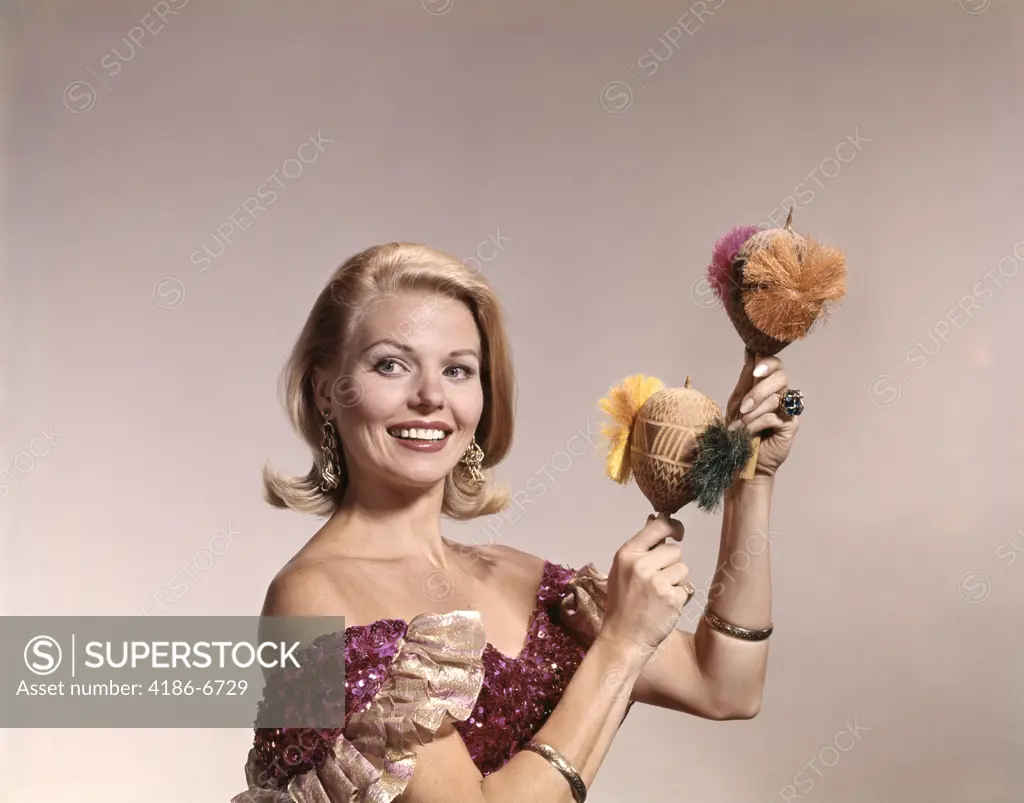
[703,608,774,641]
[522,740,587,803]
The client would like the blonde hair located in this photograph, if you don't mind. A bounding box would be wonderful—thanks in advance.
[262,242,514,520]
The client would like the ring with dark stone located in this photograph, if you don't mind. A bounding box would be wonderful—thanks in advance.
[779,388,804,417]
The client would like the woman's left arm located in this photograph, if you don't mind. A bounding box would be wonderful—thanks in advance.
[629,476,772,720]
[630,350,797,720]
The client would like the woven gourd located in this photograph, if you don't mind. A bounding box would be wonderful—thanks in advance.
[630,379,723,513]
[599,375,750,515]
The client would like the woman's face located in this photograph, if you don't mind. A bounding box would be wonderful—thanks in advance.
[324,289,485,492]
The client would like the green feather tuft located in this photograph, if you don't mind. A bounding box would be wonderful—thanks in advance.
[687,422,754,513]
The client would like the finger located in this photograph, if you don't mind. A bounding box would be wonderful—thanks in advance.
[740,391,782,425]
[639,542,683,571]
[751,355,783,379]
[658,562,690,587]
[671,584,696,609]
[644,511,683,533]
[631,515,680,551]
[650,514,684,546]
[661,516,684,543]
[744,411,789,435]
[737,370,787,415]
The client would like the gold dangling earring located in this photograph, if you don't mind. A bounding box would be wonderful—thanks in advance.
[319,409,341,492]
[459,435,486,489]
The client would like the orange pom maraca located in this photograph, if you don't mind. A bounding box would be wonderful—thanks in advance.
[707,208,848,477]
[599,374,752,515]
[707,208,848,356]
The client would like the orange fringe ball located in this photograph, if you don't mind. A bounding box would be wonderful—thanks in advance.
[736,210,848,344]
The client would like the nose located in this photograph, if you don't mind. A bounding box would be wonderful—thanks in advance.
[412,372,445,411]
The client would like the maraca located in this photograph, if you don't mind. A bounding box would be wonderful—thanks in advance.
[707,208,848,477]
[599,374,752,514]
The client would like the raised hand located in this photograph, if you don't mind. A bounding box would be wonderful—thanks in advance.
[726,349,800,478]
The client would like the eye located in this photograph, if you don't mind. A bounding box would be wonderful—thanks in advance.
[444,364,476,380]
[373,358,407,376]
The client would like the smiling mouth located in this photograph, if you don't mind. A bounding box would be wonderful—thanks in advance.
[387,427,452,442]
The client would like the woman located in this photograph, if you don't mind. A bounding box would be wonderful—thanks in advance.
[232,242,799,803]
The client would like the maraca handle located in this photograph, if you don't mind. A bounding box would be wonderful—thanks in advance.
[739,434,761,480]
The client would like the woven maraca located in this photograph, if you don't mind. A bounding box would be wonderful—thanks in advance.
[707,208,848,477]
[599,374,752,515]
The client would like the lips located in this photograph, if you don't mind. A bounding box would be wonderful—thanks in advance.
[387,423,453,454]
[388,427,450,442]
[386,421,453,443]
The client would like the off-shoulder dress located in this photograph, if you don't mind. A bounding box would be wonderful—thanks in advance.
[231,560,611,803]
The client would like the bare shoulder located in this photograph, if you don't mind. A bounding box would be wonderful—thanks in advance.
[261,558,348,618]
[474,542,546,586]
[480,541,542,564]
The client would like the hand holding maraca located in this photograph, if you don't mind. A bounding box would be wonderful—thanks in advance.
[726,349,799,479]
[598,513,690,657]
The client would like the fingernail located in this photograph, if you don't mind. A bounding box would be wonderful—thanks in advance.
[740,397,754,414]
[753,363,767,377]
[728,418,744,432]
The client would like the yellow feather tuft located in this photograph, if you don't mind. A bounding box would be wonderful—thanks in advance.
[598,374,665,484]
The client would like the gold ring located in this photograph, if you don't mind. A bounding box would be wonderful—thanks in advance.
[681,582,695,607]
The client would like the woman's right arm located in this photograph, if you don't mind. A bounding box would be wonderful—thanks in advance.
[403,515,691,803]
[402,635,643,803]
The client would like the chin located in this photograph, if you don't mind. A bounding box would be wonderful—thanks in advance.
[385,457,456,490]
[386,472,452,493]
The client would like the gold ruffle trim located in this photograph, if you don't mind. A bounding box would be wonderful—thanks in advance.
[231,611,487,803]
[558,563,609,646]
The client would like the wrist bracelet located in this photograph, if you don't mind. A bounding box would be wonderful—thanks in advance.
[522,740,587,803]
[703,608,773,642]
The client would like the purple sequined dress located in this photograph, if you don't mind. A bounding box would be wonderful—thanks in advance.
[232,560,609,803]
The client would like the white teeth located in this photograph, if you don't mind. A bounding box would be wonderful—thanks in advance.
[392,428,447,441]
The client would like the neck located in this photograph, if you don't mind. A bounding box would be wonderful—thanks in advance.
[318,474,451,566]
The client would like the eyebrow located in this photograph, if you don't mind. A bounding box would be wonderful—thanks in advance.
[360,339,481,361]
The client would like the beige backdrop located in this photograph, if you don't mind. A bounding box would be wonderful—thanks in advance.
[2,0,1023,801]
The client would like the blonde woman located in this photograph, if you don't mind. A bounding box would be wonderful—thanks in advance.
[232,243,799,803]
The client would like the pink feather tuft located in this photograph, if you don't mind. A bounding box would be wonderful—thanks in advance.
[707,225,760,304]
